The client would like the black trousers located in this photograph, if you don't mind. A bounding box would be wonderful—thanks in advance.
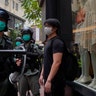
[0,79,17,96]
[45,79,65,96]
[6,81,17,96]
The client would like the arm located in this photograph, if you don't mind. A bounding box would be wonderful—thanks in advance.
[44,52,63,93]
[39,64,44,85]
[46,52,63,82]
[40,64,44,77]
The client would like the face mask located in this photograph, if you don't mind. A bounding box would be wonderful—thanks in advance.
[0,21,6,32]
[22,34,31,41]
[44,27,52,35]
[16,41,21,46]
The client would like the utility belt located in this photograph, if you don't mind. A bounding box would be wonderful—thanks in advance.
[24,68,39,76]
[24,67,38,73]
[24,68,33,72]
[24,62,39,72]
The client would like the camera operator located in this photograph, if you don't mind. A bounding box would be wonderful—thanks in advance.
[17,26,41,96]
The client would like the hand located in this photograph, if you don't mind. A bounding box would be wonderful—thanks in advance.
[16,58,21,66]
[39,74,44,86]
[44,80,51,93]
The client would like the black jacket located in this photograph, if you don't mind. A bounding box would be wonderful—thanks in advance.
[0,34,17,82]
[23,41,42,72]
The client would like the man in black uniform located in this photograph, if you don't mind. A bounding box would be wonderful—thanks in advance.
[0,8,17,96]
[18,27,41,96]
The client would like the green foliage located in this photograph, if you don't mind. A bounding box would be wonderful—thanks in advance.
[21,0,42,27]
[9,28,21,47]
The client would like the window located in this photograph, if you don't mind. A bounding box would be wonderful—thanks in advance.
[71,0,96,50]
[15,18,23,29]
[5,0,9,6]
[16,3,18,11]
[13,1,15,9]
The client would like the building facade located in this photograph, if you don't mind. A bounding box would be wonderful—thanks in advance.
[0,0,25,30]
[39,0,96,96]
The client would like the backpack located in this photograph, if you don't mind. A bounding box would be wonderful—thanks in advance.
[63,50,79,81]
[51,36,79,81]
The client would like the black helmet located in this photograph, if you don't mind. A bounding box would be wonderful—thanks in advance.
[21,27,34,35]
[21,27,34,41]
[0,9,10,32]
[0,8,10,21]
[15,37,23,43]
[15,37,23,46]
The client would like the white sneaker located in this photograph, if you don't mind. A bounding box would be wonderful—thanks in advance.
[78,76,92,84]
[88,79,96,88]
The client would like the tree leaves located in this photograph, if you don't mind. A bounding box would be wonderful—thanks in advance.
[21,0,41,27]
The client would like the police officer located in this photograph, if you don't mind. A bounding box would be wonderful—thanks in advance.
[18,27,40,96]
[15,36,23,47]
[0,8,17,96]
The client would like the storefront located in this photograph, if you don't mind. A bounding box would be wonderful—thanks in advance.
[71,0,96,95]
[40,0,96,95]
[72,0,96,51]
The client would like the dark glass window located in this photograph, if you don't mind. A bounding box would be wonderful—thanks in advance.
[5,0,9,6]
[13,1,15,9]
[71,0,96,51]
[16,3,18,11]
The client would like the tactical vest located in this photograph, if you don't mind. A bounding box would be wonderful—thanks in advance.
[0,34,13,81]
[0,35,13,61]
[24,42,41,72]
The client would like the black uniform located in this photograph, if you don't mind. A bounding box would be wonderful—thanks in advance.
[18,40,42,96]
[0,34,17,96]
